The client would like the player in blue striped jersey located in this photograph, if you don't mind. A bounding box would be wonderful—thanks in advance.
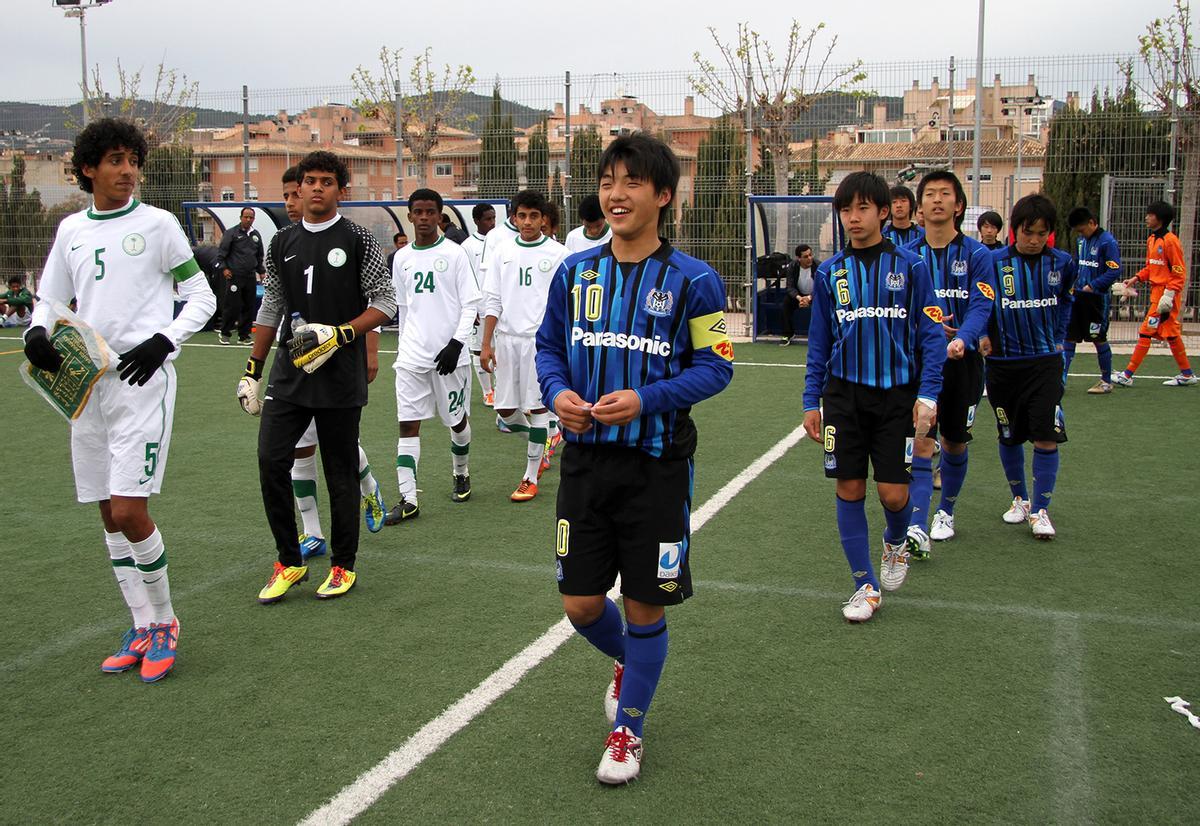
[902,171,997,555]
[952,194,1075,539]
[803,172,946,621]
[883,185,926,247]
[1065,207,1122,393]
[536,134,733,784]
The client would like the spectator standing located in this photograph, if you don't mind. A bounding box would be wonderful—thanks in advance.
[216,207,265,345]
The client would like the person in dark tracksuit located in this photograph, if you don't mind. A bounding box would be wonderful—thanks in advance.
[216,206,265,344]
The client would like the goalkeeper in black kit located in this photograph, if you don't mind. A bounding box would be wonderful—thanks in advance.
[236,151,397,602]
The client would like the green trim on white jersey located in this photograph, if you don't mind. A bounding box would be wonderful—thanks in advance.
[87,199,140,221]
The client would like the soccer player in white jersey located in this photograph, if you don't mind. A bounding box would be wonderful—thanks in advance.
[564,194,612,254]
[23,119,216,682]
[280,166,388,556]
[461,202,497,407]
[385,188,482,522]
[480,190,568,501]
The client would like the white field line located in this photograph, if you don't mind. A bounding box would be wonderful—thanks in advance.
[1048,617,1092,820]
[296,424,808,826]
[0,336,1188,380]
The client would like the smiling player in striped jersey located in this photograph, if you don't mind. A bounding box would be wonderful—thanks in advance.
[24,118,216,681]
[386,189,481,522]
[480,190,567,501]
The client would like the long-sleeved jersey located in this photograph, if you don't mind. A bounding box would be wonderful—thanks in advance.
[908,232,995,350]
[536,242,734,459]
[391,234,481,371]
[482,234,568,336]
[803,240,945,411]
[1075,229,1122,292]
[32,198,216,355]
[961,245,1076,361]
[1134,228,1186,291]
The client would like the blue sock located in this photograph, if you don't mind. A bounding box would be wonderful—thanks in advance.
[883,497,912,545]
[1062,341,1076,383]
[1096,343,1113,383]
[998,442,1028,500]
[1032,447,1060,513]
[836,496,876,589]
[938,448,969,514]
[614,617,667,737]
[908,454,933,531]
[571,598,626,662]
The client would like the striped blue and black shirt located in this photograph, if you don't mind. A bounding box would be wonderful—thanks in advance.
[1075,229,1122,292]
[883,222,925,248]
[803,239,946,411]
[536,241,734,459]
[907,232,996,351]
[959,245,1077,361]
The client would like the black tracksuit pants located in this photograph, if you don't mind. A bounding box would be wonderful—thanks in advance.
[221,272,257,339]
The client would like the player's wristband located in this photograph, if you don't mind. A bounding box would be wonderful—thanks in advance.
[917,397,937,410]
[244,356,264,380]
[335,324,356,345]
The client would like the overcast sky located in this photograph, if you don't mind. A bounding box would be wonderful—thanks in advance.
[6,0,1172,104]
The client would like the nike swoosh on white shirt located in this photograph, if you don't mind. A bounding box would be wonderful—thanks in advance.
[285,255,298,261]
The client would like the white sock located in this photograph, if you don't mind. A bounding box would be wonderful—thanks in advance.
[130,528,174,625]
[500,410,530,433]
[525,411,549,482]
[548,414,559,438]
[291,453,324,539]
[397,436,420,505]
[473,354,493,395]
[357,444,377,497]
[451,422,471,476]
[106,530,154,629]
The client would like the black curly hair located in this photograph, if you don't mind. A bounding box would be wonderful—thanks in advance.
[71,118,148,194]
[297,150,349,189]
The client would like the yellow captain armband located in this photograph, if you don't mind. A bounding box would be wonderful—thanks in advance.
[689,311,734,361]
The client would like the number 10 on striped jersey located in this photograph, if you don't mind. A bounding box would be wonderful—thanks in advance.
[571,283,603,321]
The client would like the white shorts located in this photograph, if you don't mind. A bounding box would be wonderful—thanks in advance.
[296,419,318,450]
[494,332,543,411]
[70,363,177,503]
[394,364,471,427]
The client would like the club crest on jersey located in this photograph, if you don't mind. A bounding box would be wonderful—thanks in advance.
[327,248,347,267]
[434,257,448,272]
[923,306,945,323]
[1047,270,1061,286]
[538,257,553,272]
[121,233,146,256]
[951,259,968,276]
[657,541,684,580]
[977,281,995,300]
[644,288,674,317]
[885,272,905,291]
[579,269,601,281]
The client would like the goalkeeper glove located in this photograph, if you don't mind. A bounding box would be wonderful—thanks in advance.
[914,399,936,439]
[289,322,356,373]
[23,326,63,373]
[237,356,265,416]
[434,338,464,375]
[117,333,175,386]
[1158,289,1176,316]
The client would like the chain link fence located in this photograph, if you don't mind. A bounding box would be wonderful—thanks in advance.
[1,52,1196,343]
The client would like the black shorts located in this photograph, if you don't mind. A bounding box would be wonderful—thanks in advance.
[933,351,985,444]
[555,444,693,605]
[821,376,916,484]
[985,356,1068,446]
[1066,291,1110,343]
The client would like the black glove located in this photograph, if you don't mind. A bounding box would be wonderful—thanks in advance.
[434,338,464,375]
[24,326,63,373]
[117,333,175,386]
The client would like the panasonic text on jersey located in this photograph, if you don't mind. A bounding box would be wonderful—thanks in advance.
[571,326,673,356]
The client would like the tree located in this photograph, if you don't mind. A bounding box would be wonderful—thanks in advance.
[526,120,549,190]
[351,46,475,189]
[549,170,565,216]
[141,144,201,226]
[1043,72,1170,245]
[682,118,745,282]
[0,156,48,279]
[82,62,199,147]
[568,127,603,205]
[478,84,519,199]
[690,21,865,199]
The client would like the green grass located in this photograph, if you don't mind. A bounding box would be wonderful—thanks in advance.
[1,334,1198,824]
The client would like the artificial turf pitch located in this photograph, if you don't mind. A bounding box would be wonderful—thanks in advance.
[1,334,1197,824]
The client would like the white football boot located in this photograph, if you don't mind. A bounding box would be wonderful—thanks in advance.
[1002,497,1031,524]
[596,726,643,785]
[604,660,624,725]
[1030,509,1056,540]
[880,541,911,591]
[930,509,955,541]
[841,582,882,622]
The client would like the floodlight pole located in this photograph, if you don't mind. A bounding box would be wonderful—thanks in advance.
[394,79,403,200]
[948,55,955,171]
[971,0,985,206]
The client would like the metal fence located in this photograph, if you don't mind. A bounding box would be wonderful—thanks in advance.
[1,52,1196,343]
